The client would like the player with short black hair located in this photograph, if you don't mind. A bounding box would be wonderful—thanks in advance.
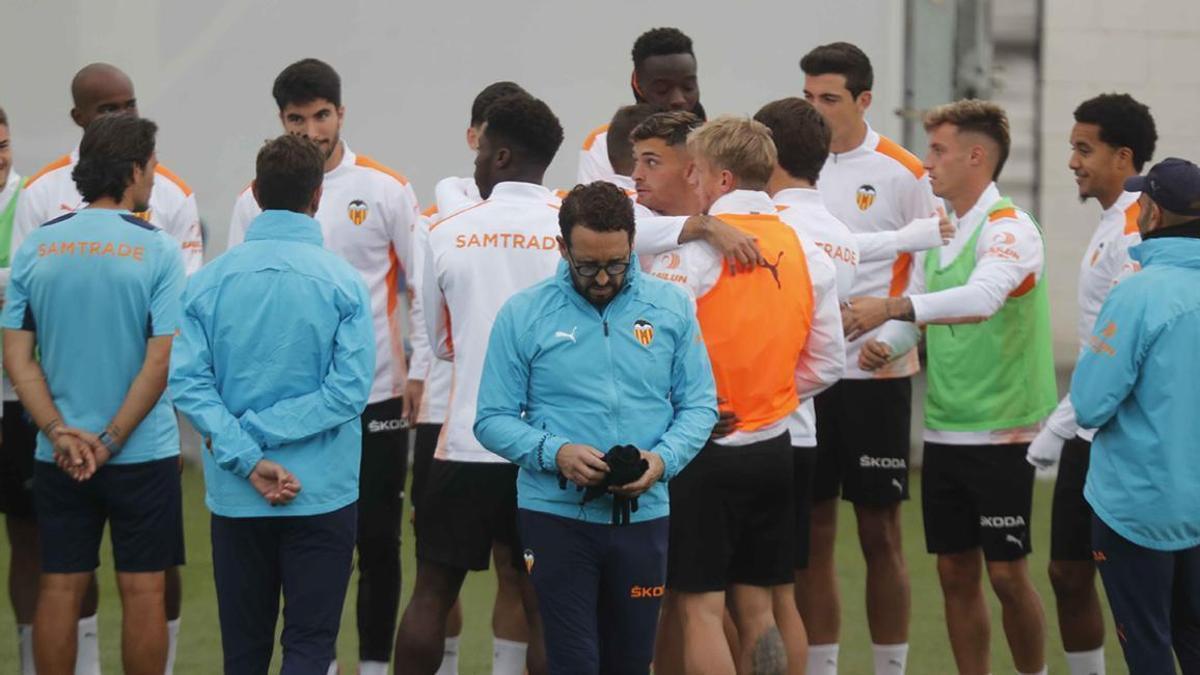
[606,103,660,189]
[395,92,565,675]
[578,27,705,185]
[173,132,375,675]
[799,42,874,99]
[1026,92,1157,675]
[796,42,941,675]
[413,80,536,675]
[227,57,421,675]
[272,57,342,111]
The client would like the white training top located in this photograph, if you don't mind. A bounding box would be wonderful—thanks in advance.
[774,187,859,302]
[878,183,1046,445]
[817,125,939,379]
[1045,190,1142,443]
[647,190,845,447]
[12,146,202,277]
[10,150,203,404]
[577,123,617,186]
[227,141,419,405]
[423,182,564,463]
[407,207,453,425]
[772,187,855,447]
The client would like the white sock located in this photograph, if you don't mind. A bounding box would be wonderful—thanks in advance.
[873,642,908,675]
[1017,668,1047,675]
[359,660,389,675]
[1065,647,1105,675]
[165,618,181,675]
[75,614,101,675]
[326,660,339,675]
[435,635,460,675]
[18,624,34,675]
[491,637,527,675]
[807,643,839,675]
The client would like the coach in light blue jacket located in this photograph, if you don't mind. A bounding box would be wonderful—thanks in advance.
[475,182,716,673]
[169,135,374,675]
[1070,158,1200,675]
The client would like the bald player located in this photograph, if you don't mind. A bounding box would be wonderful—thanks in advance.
[11,62,200,675]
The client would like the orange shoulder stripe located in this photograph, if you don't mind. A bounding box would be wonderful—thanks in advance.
[875,136,925,179]
[154,163,193,197]
[422,205,439,218]
[889,253,913,297]
[1123,201,1141,235]
[988,207,1018,222]
[429,201,488,231]
[1008,273,1037,298]
[354,155,409,185]
[23,155,72,189]
[582,124,610,151]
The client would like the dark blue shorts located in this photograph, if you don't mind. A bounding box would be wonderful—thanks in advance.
[34,456,184,573]
[519,509,669,675]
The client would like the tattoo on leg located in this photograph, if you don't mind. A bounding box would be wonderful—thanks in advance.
[750,626,787,675]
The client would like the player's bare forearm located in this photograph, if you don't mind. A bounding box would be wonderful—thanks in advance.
[106,335,173,446]
[886,297,916,322]
[3,329,67,435]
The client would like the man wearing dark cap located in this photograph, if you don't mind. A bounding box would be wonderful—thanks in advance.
[1072,157,1200,675]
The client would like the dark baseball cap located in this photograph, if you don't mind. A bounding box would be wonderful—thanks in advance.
[1125,157,1200,216]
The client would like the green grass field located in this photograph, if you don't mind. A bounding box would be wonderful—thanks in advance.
[0,464,1129,674]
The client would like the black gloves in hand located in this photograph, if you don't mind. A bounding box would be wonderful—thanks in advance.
[557,445,649,525]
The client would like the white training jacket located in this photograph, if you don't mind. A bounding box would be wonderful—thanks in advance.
[817,125,939,379]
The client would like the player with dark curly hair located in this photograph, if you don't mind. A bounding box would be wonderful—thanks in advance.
[1026,92,1157,675]
[394,92,568,675]
[578,27,706,186]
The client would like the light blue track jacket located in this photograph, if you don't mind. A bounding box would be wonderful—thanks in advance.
[474,255,717,523]
[169,210,375,518]
[1072,230,1200,551]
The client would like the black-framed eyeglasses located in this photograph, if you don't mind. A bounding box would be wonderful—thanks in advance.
[566,249,631,277]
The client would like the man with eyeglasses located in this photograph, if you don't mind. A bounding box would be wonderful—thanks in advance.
[476,181,717,674]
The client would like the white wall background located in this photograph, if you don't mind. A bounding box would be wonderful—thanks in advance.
[1,0,906,253]
[1039,0,1200,358]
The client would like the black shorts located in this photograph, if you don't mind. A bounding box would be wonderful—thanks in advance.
[0,401,39,517]
[813,378,912,505]
[35,456,185,573]
[668,433,794,592]
[794,446,818,570]
[1051,436,1094,561]
[415,459,520,572]
[409,423,442,513]
[358,398,409,545]
[922,442,1034,562]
